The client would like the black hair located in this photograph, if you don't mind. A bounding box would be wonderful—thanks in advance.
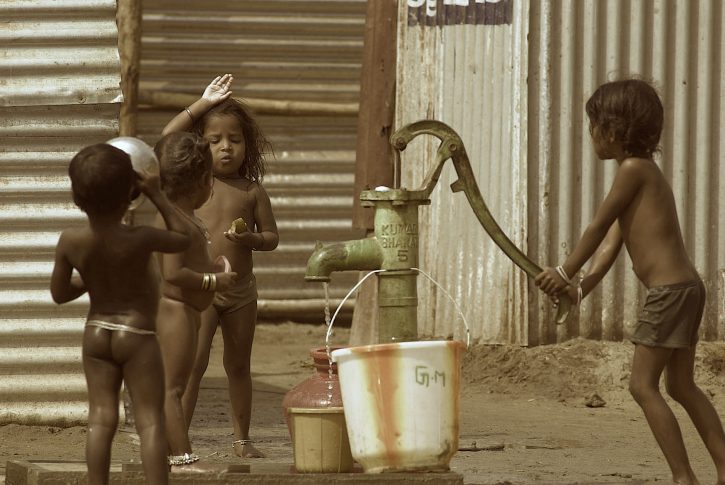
[68,144,135,217]
[154,132,213,201]
[585,79,664,158]
[193,98,271,182]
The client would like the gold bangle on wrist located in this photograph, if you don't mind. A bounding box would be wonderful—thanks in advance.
[209,273,217,292]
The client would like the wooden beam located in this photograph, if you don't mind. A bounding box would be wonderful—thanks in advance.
[138,90,358,117]
[116,0,142,136]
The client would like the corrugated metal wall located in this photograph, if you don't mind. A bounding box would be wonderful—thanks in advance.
[0,0,121,423]
[396,0,724,346]
[396,0,529,344]
[528,0,725,345]
[137,0,367,314]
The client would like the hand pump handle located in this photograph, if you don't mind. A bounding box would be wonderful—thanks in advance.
[391,120,571,325]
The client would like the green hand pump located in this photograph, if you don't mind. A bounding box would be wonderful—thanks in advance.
[305,120,571,343]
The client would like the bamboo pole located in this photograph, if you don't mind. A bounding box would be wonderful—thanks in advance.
[116,0,142,136]
[138,89,358,117]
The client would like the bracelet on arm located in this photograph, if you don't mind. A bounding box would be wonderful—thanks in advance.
[555,265,572,284]
[184,107,195,122]
[201,273,209,291]
[201,273,217,292]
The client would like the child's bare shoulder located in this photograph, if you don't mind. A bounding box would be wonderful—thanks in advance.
[57,226,86,248]
[228,178,268,199]
[247,180,269,198]
[620,156,653,171]
[621,157,664,183]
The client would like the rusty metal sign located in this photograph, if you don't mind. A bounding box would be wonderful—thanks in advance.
[407,0,513,26]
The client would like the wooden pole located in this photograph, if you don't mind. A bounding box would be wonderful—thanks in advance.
[352,0,398,231]
[116,0,142,137]
[349,0,398,347]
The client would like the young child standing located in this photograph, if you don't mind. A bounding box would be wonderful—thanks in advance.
[161,74,279,458]
[536,79,725,485]
[51,143,191,485]
[153,132,238,469]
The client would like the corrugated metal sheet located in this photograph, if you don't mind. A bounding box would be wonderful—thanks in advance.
[137,0,366,313]
[396,0,529,344]
[0,0,121,423]
[528,0,725,344]
[397,0,723,346]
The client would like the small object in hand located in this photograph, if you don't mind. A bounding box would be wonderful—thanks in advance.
[214,255,231,273]
[229,217,247,234]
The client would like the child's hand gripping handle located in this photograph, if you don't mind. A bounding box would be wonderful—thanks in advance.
[390,120,571,325]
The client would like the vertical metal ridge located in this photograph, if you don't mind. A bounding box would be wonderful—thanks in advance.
[530,0,724,343]
[398,1,527,344]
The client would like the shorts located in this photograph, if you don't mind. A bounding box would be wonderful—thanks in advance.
[630,279,705,349]
[212,273,257,316]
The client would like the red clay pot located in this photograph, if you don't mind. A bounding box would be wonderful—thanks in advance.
[282,346,345,434]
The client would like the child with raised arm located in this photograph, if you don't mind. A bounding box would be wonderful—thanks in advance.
[50,143,190,485]
[536,79,725,485]
[162,74,279,458]
[153,132,238,470]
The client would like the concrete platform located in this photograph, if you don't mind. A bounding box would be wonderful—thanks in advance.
[6,460,464,484]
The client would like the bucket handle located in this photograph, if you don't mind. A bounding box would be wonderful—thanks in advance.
[325,269,471,350]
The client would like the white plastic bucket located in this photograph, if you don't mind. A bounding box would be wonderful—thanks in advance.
[331,340,465,473]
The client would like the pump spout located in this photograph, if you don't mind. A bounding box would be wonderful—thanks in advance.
[305,238,384,282]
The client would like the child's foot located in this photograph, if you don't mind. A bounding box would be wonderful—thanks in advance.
[233,439,265,458]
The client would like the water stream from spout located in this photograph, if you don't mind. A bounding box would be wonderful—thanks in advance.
[323,282,333,404]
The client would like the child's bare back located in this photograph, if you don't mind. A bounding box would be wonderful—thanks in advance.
[156,211,217,311]
[58,224,163,331]
[153,131,237,313]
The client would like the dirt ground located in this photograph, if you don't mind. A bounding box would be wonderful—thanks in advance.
[4,322,725,484]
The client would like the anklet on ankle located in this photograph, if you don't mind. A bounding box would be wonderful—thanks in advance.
[232,439,253,447]
[168,452,200,466]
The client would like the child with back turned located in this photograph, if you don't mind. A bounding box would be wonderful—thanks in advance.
[50,143,191,485]
[153,132,238,469]
[536,79,725,485]
[161,74,279,458]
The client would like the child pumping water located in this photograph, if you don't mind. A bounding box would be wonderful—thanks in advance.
[536,79,725,485]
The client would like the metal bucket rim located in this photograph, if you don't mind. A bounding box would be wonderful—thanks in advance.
[330,339,465,362]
